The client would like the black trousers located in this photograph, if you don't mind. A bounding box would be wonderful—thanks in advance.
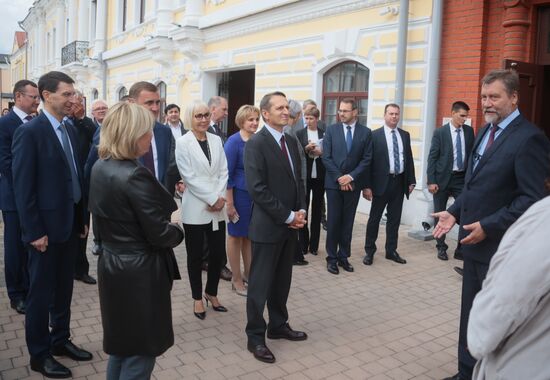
[2,211,29,302]
[433,172,465,251]
[26,228,78,359]
[364,174,405,254]
[325,188,361,264]
[246,232,296,346]
[458,258,488,379]
[183,222,226,300]
[299,178,325,253]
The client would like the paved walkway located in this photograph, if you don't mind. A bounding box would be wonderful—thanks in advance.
[0,214,463,379]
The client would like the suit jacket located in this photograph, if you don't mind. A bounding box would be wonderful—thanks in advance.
[175,131,228,229]
[448,114,550,264]
[296,126,326,180]
[369,126,416,198]
[0,110,24,211]
[208,124,227,144]
[12,111,85,244]
[322,122,372,190]
[427,123,474,190]
[71,116,97,170]
[244,127,306,243]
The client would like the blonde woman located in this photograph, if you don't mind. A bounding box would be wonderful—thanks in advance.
[176,100,229,319]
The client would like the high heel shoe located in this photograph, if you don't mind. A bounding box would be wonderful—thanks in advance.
[204,294,228,312]
[231,282,247,297]
[193,301,206,320]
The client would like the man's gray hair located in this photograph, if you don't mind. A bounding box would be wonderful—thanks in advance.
[288,99,302,118]
[208,95,227,108]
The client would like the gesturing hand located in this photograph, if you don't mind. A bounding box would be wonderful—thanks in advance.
[432,211,456,239]
[461,222,487,245]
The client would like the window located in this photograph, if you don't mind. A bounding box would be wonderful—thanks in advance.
[90,0,97,41]
[139,0,146,23]
[322,61,369,126]
[122,0,128,31]
[118,86,128,100]
[157,81,167,122]
[92,88,99,100]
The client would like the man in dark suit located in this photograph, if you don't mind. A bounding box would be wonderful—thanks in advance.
[0,79,40,314]
[362,103,416,266]
[128,81,180,193]
[434,69,550,380]
[12,71,93,378]
[165,103,186,138]
[322,98,372,275]
[427,101,474,261]
[244,91,308,364]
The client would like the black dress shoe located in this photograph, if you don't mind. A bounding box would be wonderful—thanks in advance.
[385,251,407,264]
[454,267,464,276]
[247,343,275,363]
[321,220,328,231]
[10,299,26,314]
[454,250,464,261]
[201,261,209,272]
[327,262,339,274]
[442,373,463,380]
[30,355,72,378]
[91,243,103,256]
[51,341,93,361]
[75,274,97,285]
[220,266,232,281]
[204,295,227,312]
[437,248,448,261]
[362,253,374,266]
[310,250,318,256]
[338,260,354,272]
[267,323,308,341]
[293,259,309,266]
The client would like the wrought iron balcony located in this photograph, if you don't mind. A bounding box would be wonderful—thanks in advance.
[61,41,89,66]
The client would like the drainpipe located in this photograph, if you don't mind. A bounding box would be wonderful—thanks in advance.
[394,0,409,109]
[100,52,107,100]
[18,21,28,79]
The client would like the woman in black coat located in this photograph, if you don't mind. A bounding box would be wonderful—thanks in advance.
[88,102,184,380]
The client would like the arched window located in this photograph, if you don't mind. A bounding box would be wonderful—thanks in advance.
[157,81,167,122]
[118,86,127,100]
[91,88,99,100]
[322,61,369,126]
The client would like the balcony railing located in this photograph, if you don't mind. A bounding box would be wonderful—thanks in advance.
[61,41,89,66]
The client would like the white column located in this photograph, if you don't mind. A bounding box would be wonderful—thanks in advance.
[68,0,78,42]
[183,0,203,27]
[37,18,46,69]
[94,0,107,53]
[156,0,174,36]
[77,0,90,41]
[55,4,65,66]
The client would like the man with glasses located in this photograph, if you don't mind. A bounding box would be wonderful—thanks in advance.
[0,80,40,315]
[12,71,93,378]
[322,98,372,275]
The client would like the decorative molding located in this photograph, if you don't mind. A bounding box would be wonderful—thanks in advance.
[170,26,204,60]
[144,35,174,69]
[208,0,226,5]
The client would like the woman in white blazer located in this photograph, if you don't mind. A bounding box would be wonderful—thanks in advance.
[176,100,229,319]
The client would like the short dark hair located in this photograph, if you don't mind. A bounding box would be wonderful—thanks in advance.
[165,103,180,113]
[128,81,158,100]
[340,97,357,110]
[384,103,400,113]
[13,79,37,97]
[304,106,320,118]
[260,91,286,113]
[451,101,470,113]
[38,71,74,101]
[482,69,519,97]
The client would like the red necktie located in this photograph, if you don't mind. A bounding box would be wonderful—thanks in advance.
[280,135,291,166]
[485,124,499,150]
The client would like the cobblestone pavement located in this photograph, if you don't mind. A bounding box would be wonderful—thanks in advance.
[0,213,463,379]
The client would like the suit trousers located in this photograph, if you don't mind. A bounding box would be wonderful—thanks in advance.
[26,228,78,359]
[433,172,465,251]
[458,258,488,380]
[106,354,156,380]
[246,234,296,346]
[183,222,226,300]
[364,174,405,254]
[299,178,325,253]
[75,213,91,276]
[2,211,29,302]
[325,188,361,264]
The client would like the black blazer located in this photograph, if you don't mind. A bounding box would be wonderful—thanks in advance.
[0,110,24,211]
[296,126,325,180]
[427,123,474,190]
[322,122,372,190]
[369,126,416,198]
[244,127,306,243]
[448,114,550,264]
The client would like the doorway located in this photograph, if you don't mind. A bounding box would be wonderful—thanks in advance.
[218,69,255,137]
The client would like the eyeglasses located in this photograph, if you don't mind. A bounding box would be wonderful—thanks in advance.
[194,113,211,120]
[337,109,354,113]
[92,107,108,111]
[20,93,40,101]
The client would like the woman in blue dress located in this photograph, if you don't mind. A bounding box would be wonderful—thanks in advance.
[224,105,259,296]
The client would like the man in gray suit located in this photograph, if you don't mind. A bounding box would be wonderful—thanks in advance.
[427,101,474,261]
[244,91,308,364]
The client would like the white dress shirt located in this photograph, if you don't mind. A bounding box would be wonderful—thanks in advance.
[307,128,320,178]
[450,122,466,171]
[384,125,404,174]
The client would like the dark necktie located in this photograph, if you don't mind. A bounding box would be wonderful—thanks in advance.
[485,124,499,151]
[212,124,220,136]
[391,129,400,174]
[142,142,156,177]
[59,122,81,204]
[345,125,352,153]
[24,115,33,122]
[455,128,463,171]
[280,135,292,170]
